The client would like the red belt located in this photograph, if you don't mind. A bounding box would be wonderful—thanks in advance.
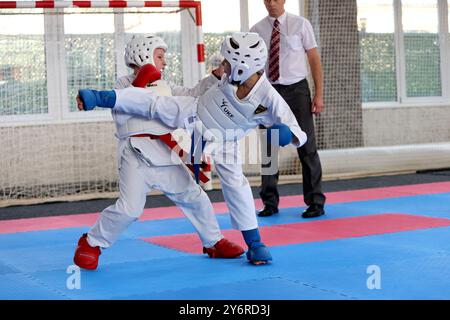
[131,133,210,183]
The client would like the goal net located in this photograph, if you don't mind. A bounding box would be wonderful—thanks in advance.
[0,0,449,207]
[0,0,209,206]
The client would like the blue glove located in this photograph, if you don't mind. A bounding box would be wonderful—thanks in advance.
[266,123,293,147]
[78,89,116,111]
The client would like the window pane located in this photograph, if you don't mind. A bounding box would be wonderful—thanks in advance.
[64,9,116,112]
[358,0,397,103]
[202,0,240,73]
[402,0,441,97]
[0,9,48,115]
[123,8,182,85]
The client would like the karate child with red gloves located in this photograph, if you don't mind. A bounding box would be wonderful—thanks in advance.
[73,35,244,270]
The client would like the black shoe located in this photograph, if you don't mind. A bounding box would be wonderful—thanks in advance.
[257,206,279,217]
[301,204,325,218]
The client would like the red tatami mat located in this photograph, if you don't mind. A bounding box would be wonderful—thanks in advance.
[142,213,450,254]
[1,181,450,234]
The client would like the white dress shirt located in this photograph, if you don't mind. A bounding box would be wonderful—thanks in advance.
[250,11,318,85]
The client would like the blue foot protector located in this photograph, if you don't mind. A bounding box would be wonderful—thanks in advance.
[78,89,116,111]
[242,228,273,264]
[267,123,293,147]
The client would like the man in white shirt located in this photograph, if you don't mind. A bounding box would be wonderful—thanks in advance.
[250,0,326,218]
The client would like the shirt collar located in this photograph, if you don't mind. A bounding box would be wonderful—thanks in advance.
[267,11,287,26]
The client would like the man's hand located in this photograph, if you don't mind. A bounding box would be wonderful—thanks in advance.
[311,95,324,114]
[306,48,324,115]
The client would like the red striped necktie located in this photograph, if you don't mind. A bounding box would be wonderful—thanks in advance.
[268,19,280,82]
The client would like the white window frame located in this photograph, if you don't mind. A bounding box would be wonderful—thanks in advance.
[240,0,250,32]
[8,1,448,122]
[0,9,54,125]
[0,8,115,126]
[439,0,449,100]
[363,0,450,109]
[0,5,195,126]
[2,1,305,126]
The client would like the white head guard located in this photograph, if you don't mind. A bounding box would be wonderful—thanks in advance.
[220,32,267,85]
[125,35,168,68]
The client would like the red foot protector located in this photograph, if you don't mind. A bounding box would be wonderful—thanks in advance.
[73,233,101,270]
[142,214,450,254]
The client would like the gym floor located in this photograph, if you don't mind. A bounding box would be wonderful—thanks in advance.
[1,171,449,300]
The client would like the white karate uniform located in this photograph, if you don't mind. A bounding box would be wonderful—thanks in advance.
[111,73,308,232]
[87,74,224,249]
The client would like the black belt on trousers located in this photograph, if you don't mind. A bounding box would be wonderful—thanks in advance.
[272,78,308,89]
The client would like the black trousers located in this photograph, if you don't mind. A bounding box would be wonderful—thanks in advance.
[260,79,326,209]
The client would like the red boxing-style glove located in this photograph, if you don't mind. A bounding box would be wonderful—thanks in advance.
[132,64,161,88]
